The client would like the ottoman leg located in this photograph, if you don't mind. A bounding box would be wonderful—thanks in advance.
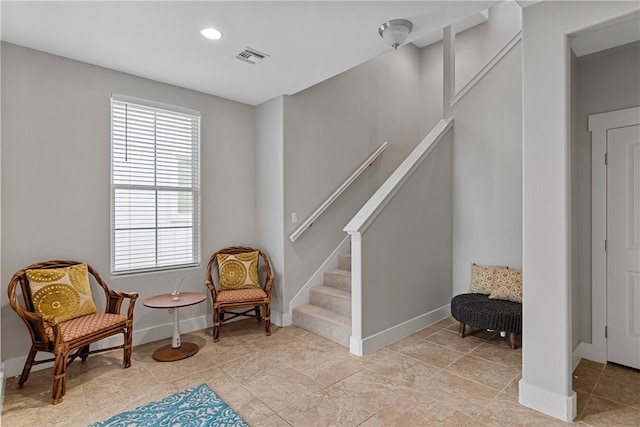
[458,322,466,338]
[509,332,517,349]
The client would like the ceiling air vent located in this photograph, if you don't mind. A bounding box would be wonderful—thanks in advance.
[235,47,270,65]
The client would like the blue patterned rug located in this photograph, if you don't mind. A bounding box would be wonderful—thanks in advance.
[89,383,249,427]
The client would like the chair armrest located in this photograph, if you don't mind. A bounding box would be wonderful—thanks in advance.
[104,289,138,320]
[18,310,60,345]
[205,280,217,299]
[20,309,57,327]
[264,276,274,296]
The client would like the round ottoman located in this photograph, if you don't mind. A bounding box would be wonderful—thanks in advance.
[450,293,522,349]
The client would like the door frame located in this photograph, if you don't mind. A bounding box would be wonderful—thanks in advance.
[586,106,640,363]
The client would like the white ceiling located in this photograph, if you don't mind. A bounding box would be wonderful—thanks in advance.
[0,1,498,105]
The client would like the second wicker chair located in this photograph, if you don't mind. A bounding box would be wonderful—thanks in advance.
[205,246,274,341]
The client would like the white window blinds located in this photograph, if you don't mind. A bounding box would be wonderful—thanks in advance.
[111,95,201,274]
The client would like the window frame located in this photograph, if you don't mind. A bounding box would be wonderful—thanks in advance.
[110,94,201,275]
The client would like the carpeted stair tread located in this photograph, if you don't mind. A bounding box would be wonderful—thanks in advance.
[324,268,351,291]
[309,285,351,317]
[292,304,351,347]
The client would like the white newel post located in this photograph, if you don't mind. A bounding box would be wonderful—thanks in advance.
[348,232,363,356]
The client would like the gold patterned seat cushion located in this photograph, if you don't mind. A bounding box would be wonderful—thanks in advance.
[217,251,260,290]
[45,313,128,343]
[216,288,267,303]
[27,263,98,323]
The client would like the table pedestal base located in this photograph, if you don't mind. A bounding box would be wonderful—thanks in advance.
[152,342,199,362]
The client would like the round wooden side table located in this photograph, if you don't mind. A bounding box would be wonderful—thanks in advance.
[143,292,207,362]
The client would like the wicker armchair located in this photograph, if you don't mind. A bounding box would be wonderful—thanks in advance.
[205,246,274,342]
[7,260,137,404]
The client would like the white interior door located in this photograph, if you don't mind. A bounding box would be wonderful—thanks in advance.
[606,124,640,369]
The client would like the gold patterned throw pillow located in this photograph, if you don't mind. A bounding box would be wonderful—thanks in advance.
[469,263,507,295]
[489,268,523,303]
[217,251,260,290]
[26,263,98,323]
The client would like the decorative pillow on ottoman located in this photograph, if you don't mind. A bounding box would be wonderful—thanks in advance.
[26,263,98,323]
[469,263,507,295]
[489,268,523,303]
[217,251,260,290]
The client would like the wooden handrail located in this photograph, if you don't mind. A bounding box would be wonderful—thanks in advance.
[288,141,389,243]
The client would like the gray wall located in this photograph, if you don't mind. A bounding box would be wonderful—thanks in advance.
[418,3,523,297]
[419,1,522,140]
[451,3,523,298]
[1,43,257,363]
[573,41,640,344]
[281,45,423,314]
[450,43,523,296]
[419,42,443,139]
[255,96,285,316]
[455,0,522,92]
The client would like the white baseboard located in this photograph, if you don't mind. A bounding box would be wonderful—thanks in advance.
[519,379,577,422]
[3,314,211,379]
[350,304,450,356]
[572,344,582,371]
[281,312,292,327]
[573,341,609,372]
[576,341,606,365]
[271,310,291,327]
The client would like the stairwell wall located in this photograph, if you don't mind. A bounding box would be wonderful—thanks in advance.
[419,4,523,297]
[359,129,453,340]
[454,1,522,94]
[279,45,424,321]
[449,43,523,296]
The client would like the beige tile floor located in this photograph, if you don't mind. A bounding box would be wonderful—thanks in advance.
[2,317,639,426]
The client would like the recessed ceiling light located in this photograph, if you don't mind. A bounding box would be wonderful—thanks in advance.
[200,27,222,40]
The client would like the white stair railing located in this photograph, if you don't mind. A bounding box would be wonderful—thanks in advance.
[344,119,452,236]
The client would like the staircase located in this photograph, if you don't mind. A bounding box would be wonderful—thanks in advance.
[292,253,352,347]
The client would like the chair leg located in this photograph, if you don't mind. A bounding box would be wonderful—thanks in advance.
[458,322,466,338]
[213,308,221,342]
[18,347,38,386]
[255,306,261,322]
[264,304,271,336]
[509,332,518,349]
[123,328,133,368]
[79,344,90,362]
[52,352,67,405]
